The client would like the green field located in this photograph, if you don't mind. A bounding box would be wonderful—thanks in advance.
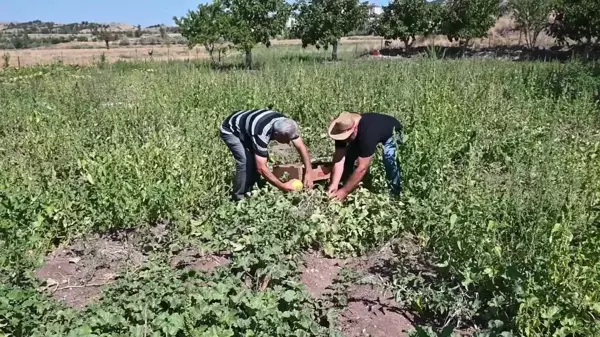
[1,49,600,337]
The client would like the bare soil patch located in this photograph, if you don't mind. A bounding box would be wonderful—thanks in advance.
[35,229,147,309]
[4,45,210,67]
[339,284,414,337]
[336,240,423,337]
[300,251,346,298]
[170,248,231,273]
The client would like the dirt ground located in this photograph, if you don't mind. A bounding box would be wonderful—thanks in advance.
[339,284,414,337]
[300,242,418,337]
[340,244,417,337]
[35,238,233,309]
[34,222,175,308]
[35,229,148,308]
[170,248,231,273]
[4,45,210,67]
[300,252,345,298]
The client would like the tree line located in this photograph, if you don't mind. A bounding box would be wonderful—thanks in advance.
[0,24,186,50]
[174,0,600,67]
[3,20,182,37]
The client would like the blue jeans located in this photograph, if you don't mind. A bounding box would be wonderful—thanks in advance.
[220,131,261,201]
[382,131,402,196]
[341,130,402,196]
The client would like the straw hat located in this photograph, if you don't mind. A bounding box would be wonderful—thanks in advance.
[327,112,361,140]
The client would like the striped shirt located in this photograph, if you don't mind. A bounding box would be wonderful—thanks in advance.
[220,108,287,157]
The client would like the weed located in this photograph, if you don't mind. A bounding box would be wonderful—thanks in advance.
[1,55,599,337]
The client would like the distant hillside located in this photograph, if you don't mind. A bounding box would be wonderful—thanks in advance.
[0,20,178,35]
[0,20,184,50]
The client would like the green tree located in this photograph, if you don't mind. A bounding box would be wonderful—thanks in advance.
[224,0,292,68]
[293,0,368,60]
[159,25,168,40]
[376,0,442,49]
[93,26,118,49]
[546,0,600,46]
[440,0,500,47]
[507,0,556,49]
[134,25,143,38]
[11,33,31,49]
[174,0,233,64]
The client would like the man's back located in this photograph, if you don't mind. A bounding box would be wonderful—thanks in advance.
[220,108,286,157]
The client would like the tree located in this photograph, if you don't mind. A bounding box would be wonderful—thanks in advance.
[440,0,500,47]
[293,0,368,60]
[507,0,555,49]
[224,0,292,68]
[546,0,600,46]
[174,0,233,64]
[159,25,168,39]
[12,33,32,49]
[135,25,143,38]
[93,26,118,49]
[376,0,442,49]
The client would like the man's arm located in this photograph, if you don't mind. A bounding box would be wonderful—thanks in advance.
[255,155,295,192]
[328,147,346,193]
[291,137,313,188]
[337,155,372,195]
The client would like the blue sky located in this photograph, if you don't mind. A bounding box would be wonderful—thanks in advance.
[0,0,390,27]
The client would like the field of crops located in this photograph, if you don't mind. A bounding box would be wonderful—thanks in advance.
[1,49,600,337]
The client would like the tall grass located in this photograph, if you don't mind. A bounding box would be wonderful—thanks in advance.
[0,55,599,336]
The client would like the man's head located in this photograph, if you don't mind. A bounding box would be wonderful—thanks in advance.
[328,112,361,142]
[272,118,300,143]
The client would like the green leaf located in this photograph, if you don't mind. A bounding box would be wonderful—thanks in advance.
[85,173,95,185]
[282,290,297,302]
[542,305,561,319]
[323,242,335,257]
[551,223,562,233]
[450,214,458,227]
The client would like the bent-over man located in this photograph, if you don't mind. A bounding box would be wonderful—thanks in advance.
[220,108,313,201]
[326,112,402,201]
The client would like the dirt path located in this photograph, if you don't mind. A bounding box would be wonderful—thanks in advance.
[299,245,416,337]
[35,230,147,308]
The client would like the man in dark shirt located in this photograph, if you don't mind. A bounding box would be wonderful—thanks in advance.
[327,112,402,201]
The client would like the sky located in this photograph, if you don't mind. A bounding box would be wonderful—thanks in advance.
[0,0,390,27]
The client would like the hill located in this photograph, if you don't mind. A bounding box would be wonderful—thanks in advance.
[0,20,177,34]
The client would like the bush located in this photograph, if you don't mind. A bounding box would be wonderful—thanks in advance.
[119,37,131,46]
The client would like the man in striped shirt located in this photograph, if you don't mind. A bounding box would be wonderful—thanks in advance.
[219,108,313,201]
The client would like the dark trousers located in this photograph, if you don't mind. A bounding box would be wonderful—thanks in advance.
[220,131,261,201]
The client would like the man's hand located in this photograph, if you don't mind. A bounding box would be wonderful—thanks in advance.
[328,147,346,194]
[291,136,313,190]
[331,188,349,201]
[303,175,314,190]
[336,155,372,197]
[256,155,294,192]
[282,180,298,192]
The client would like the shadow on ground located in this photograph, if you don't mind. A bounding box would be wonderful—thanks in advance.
[298,235,519,336]
[369,45,600,63]
[279,54,329,64]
